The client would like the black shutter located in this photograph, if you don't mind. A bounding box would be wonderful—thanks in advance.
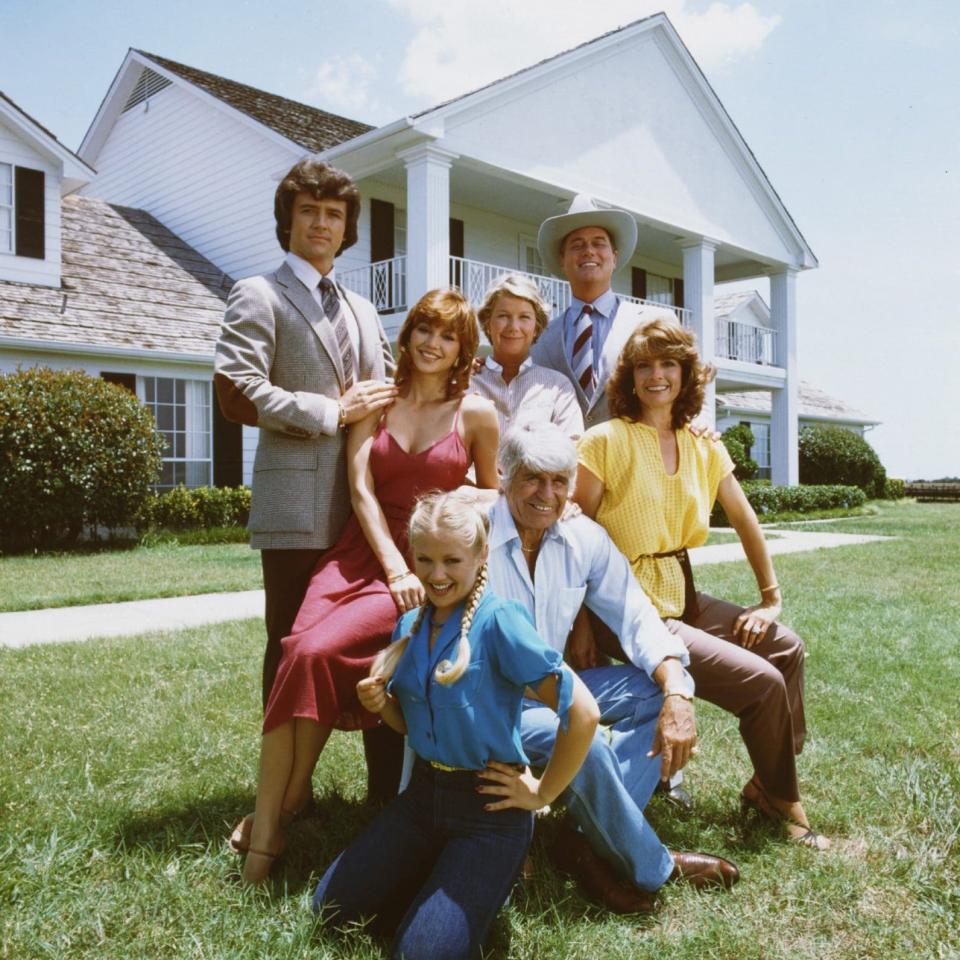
[370,199,395,263]
[213,386,243,487]
[100,372,137,393]
[673,278,684,309]
[631,267,647,299]
[449,218,464,258]
[449,218,465,288]
[15,167,44,259]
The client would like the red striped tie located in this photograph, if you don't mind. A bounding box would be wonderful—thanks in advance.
[571,304,595,393]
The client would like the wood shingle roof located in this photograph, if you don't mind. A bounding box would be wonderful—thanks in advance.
[0,196,232,356]
[138,51,374,153]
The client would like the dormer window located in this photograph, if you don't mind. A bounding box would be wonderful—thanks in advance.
[0,162,45,259]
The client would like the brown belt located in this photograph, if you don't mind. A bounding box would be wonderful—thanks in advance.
[632,547,699,622]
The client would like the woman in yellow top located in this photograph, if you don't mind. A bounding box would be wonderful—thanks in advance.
[574,318,827,849]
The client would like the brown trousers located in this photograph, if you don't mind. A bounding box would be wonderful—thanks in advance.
[260,549,403,802]
[667,592,806,802]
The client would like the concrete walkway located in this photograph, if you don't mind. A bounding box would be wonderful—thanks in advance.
[0,528,891,649]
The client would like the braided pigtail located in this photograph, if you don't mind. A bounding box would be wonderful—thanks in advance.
[434,562,487,686]
[372,603,429,682]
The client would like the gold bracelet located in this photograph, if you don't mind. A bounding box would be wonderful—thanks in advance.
[337,402,347,429]
[760,583,780,596]
[387,570,411,584]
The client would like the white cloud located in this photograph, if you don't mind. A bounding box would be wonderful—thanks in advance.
[303,53,384,120]
[389,0,780,106]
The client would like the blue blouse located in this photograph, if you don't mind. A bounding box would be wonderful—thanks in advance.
[387,591,574,770]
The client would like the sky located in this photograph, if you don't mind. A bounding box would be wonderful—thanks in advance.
[1,0,958,479]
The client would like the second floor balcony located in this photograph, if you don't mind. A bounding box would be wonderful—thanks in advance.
[339,255,776,366]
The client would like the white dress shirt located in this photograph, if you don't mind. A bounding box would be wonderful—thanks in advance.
[487,497,690,679]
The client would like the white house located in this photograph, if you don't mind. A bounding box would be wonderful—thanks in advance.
[9,12,821,486]
[712,290,879,478]
[0,92,242,489]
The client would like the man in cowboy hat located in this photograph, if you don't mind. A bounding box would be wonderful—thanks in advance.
[531,194,677,431]
[531,195,694,810]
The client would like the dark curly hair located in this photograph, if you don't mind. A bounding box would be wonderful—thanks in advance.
[606,317,716,429]
[274,159,360,254]
[395,289,480,400]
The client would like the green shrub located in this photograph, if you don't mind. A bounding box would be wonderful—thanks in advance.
[884,477,906,500]
[138,485,251,531]
[798,425,887,497]
[0,367,163,551]
[711,481,866,525]
[721,424,759,481]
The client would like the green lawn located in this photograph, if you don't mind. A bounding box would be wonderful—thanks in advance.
[1,501,958,959]
[0,542,262,612]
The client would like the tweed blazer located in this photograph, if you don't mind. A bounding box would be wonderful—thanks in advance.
[530,298,678,430]
[214,261,395,550]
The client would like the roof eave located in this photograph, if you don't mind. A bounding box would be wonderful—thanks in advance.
[0,93,95,182]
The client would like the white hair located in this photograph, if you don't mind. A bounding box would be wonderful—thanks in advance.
[498,422,578,486]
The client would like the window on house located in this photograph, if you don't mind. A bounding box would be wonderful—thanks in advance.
[0,163,12,254]
[741,420,771,480]
[520,236,545,276]
[645,272,675,305]
[394,208,407,257]
[138,376,212,489]
[0,164,45,258]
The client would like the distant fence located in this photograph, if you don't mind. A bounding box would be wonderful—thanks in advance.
[905,482,960,502]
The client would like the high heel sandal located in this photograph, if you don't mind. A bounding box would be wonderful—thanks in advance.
[241,842,285,886]
[740,781,830,850]
[229,799,313,854]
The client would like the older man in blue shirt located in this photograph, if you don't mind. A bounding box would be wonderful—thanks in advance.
[489,423,739,914]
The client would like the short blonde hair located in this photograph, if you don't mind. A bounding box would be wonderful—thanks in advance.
[476,274,550,344]
[371,490,489,687]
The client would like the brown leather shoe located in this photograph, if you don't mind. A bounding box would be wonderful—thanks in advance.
[668,850,740,889]
[550,829,658,915]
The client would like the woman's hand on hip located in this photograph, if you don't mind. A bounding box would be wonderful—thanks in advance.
[734,602,781,648]
[476,761,548,812]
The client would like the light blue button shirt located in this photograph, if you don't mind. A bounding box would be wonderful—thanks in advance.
[487,497,691,682]
[388,590,574,770]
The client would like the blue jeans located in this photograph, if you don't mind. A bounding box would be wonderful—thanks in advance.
[521,664,675,891]
[313,759,533,960]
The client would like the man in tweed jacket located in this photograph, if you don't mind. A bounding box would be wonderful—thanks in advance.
[215,160,398,796]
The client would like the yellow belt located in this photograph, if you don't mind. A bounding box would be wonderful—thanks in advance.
[428,760,471,772]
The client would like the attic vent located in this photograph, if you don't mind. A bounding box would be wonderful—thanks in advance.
[123,69,172,112]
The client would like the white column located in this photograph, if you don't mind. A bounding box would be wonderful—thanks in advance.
[681,239,718,426]
[398,144,458,307]
[770,268,799,485]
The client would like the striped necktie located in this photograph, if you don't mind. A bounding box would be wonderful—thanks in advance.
[319,277,355,390]
[571,304,595,394]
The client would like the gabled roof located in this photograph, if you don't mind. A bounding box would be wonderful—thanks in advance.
[714,290,761,321]
[0,90,95,191]
[0,195,231,358]
[135,51,374,153]
[718,381,879,427]
[403,13,815,270]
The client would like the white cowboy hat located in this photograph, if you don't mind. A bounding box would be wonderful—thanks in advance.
[537,194,638,279]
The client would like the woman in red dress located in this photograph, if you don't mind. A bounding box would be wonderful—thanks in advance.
[235,288,499,883]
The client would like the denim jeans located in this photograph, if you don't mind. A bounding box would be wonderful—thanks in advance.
[521,663,675,891]
[313,759,533,960]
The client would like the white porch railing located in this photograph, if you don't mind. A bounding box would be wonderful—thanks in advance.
[715,319,777,365]
[339,256,407,314]
[343,254,712,342]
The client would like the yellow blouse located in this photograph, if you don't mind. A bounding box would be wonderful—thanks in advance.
[577,418,734,619]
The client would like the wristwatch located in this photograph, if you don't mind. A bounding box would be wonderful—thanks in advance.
[663,672,695,701]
